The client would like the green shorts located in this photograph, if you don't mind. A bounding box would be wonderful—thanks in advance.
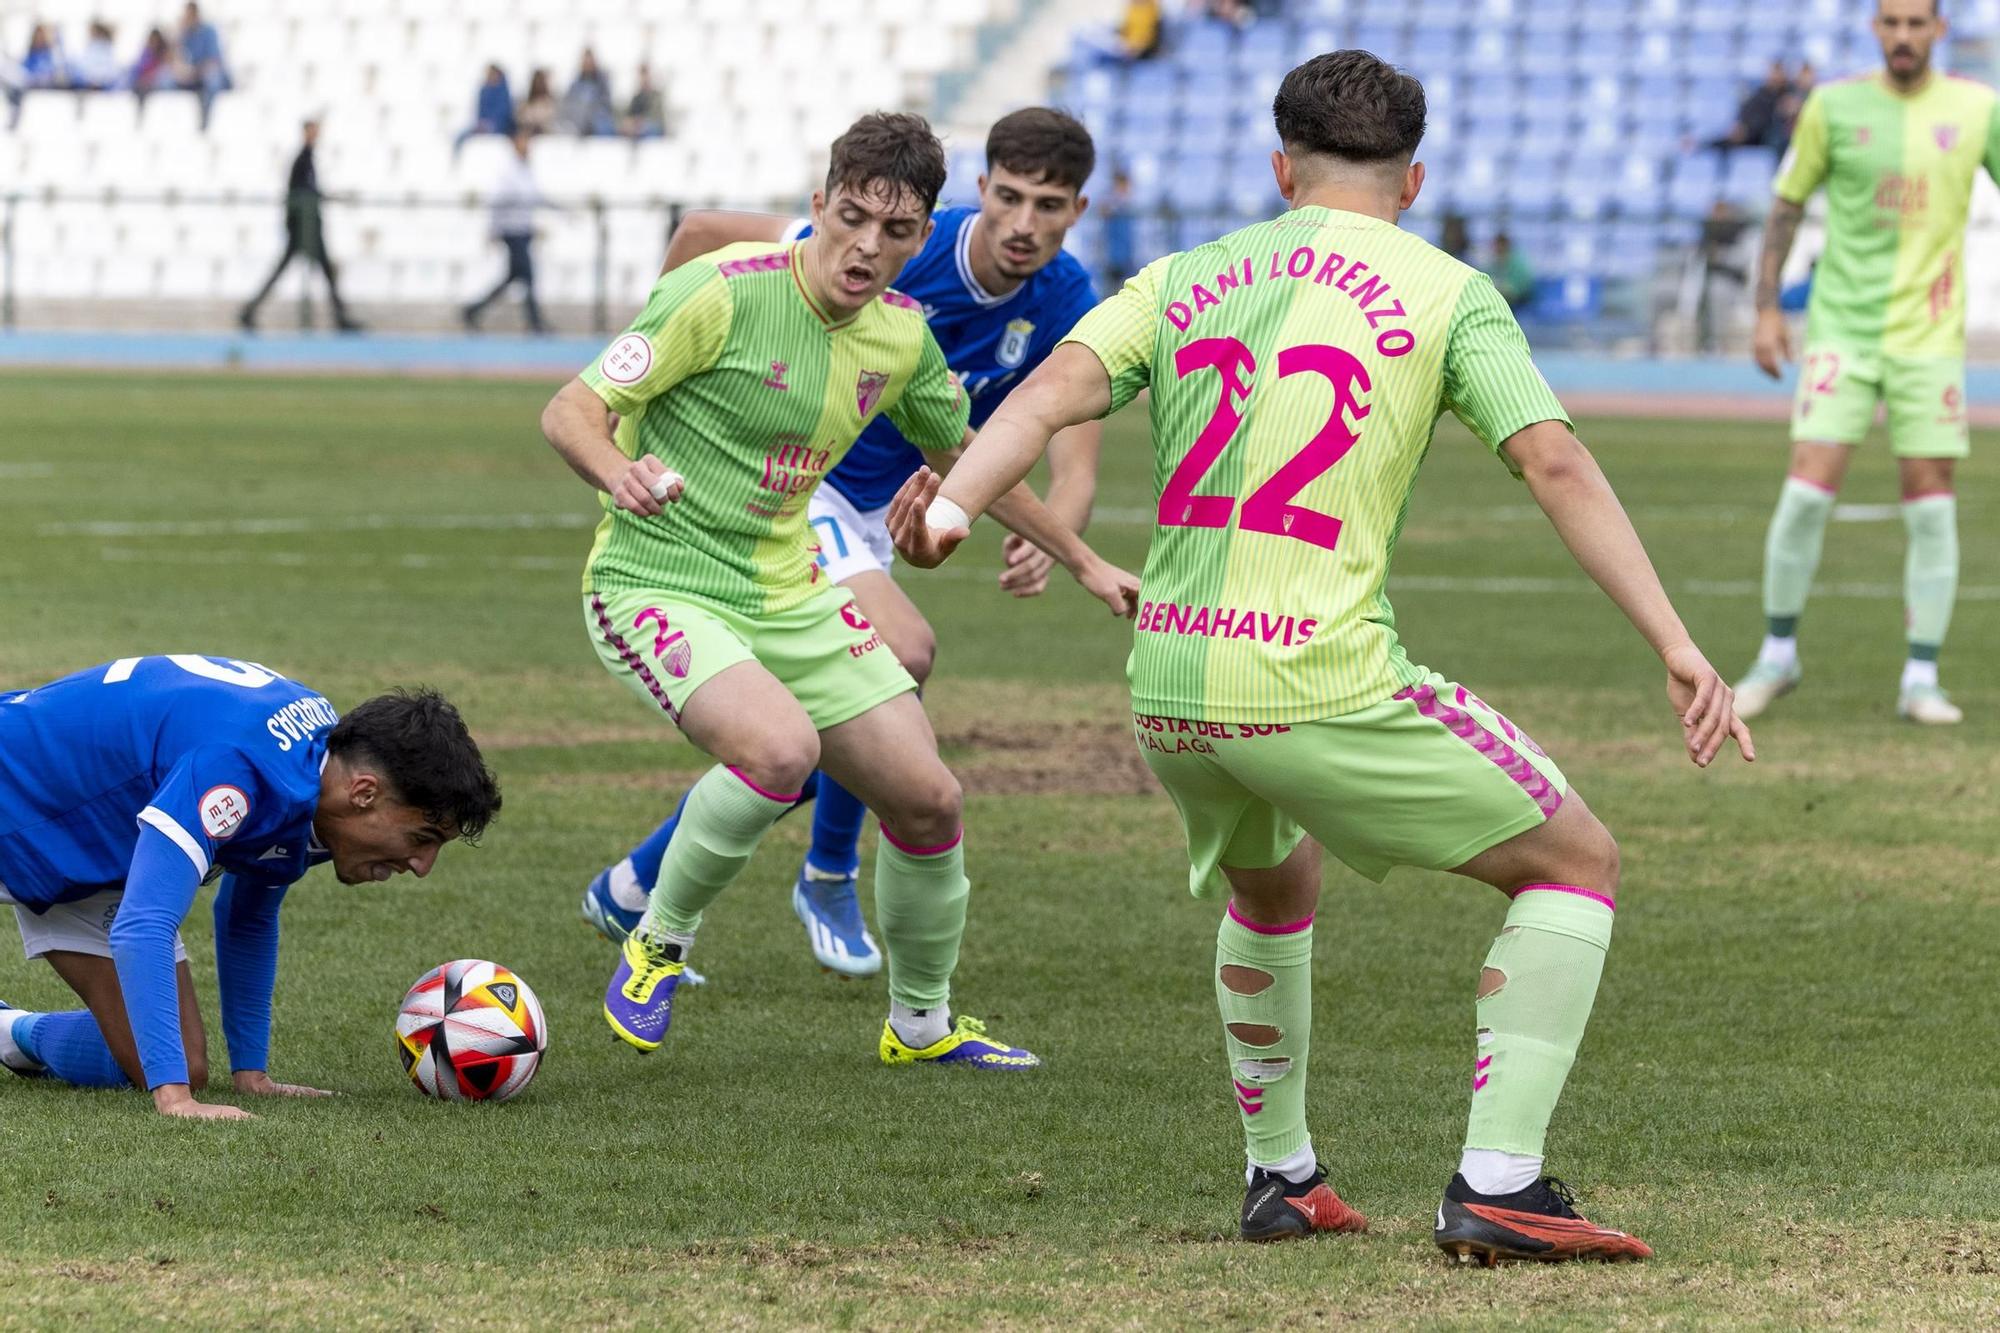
[1135,671,1569,892]
[585,586,914,731]
[1791,344,1969,458]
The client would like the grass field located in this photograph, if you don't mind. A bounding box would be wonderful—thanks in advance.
[2,370,1997,1330]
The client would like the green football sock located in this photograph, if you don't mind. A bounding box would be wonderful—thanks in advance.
[1216,903,1314,1168]
[1464,885,1615,1159]
[1762,476,1836,629]
[1902,494,1958,656]
[641,765,797,939]
[873,827,968,1011]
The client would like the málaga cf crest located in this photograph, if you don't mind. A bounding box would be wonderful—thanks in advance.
[997,318,1035,369]
[856,369,890,416]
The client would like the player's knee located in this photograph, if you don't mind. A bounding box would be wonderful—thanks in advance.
[740,728,819,795]
[887,767,961,842]
[896,633,937,686]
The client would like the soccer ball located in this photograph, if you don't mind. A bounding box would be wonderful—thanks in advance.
[395,959,548,1103]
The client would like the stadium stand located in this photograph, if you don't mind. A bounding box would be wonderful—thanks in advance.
[1048,0,2000,339]
[5,0,2000,342]
[0,0,1000,318]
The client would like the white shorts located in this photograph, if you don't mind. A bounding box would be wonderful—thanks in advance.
[808,485,895,586]
[0,882,189,964]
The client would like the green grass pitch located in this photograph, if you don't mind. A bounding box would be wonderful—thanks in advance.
[1,370,1995,1328]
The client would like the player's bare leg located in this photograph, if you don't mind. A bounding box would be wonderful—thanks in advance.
[12,952,212,1090]
[1431,795,1650,1265]
[1896,454,1961,724]
[817,692,1037,1068]
[603,661,820,1050]
[1738,440,1853,718]
[1215,839,1368,1241]
[791,569,939,979]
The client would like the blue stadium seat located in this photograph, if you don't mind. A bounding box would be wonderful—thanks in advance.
[1350,22,1410,61]
[1173,21,1236,67]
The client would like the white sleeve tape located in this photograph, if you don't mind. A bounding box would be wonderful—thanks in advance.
[925,496,971,531]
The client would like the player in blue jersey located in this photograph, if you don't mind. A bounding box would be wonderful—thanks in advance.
[0,655,500,1119]
[581,108,1105,977]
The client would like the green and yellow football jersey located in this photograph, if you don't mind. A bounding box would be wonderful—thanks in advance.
[579,241,969,614]
[1776,72,2000,357]
[1064,206,1568,723]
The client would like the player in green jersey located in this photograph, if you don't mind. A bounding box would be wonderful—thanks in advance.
[539,113,1137,1069]
[1742,0,1996,725]
[890,52,1754,1261]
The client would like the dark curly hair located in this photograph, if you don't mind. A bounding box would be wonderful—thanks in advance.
[826,111,949,215]
[1273,50,1428,166]
[328,688,501,843]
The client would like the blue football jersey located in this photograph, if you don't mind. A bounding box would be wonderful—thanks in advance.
[0,655,336,907]
[792,207,1100,510]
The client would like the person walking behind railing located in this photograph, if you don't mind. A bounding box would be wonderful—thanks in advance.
[463,129,551,334]
[239,120,362,334]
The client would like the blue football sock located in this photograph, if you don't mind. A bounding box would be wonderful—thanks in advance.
[18,1010,131,1089]
[628,774,821,892]
[807,772,867,878]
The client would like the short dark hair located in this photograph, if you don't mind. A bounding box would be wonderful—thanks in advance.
[985,107,1096,192]
[329,689,502,844]
[825,112,949,215]
[1272,50,1427,166]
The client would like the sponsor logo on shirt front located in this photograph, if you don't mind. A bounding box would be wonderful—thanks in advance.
[200,785,250,839]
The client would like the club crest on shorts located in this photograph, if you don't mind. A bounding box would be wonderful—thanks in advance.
[856,369,890,417]
[997,318,1035,369]
[840,601,872,632]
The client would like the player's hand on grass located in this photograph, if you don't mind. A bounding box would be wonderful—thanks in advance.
[1662,641,1755,768]
[998,533,1056,597]
[153,1084,254,1121]
[1077,557,1141,619]
[234,1070,335,1098]
[610,453,684,517]
[1752,309,1791,380]
[887,467,969,570]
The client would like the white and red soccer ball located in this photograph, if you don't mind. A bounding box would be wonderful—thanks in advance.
[395,959,547,1103]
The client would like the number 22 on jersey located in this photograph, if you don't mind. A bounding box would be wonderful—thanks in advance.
[1157,337,1372,553]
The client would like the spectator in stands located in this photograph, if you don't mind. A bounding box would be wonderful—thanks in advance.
[1703,59,1792,154]
[71,20,122,91]
[1439,211,1470,262]
[1203,0,1256,30]
[176,2,230,129]
[1482,231,1535,310]
[1694,200,1754,354]
[19,22,69,89]
[129,26,173,101]
[1775,61,1816,148]
[455,63,516,156]
[557,48,614,136]
[463,129,551,335]
[239,119,362,334]
[518,67,558,136]
[1082,0,1160,64]
[623,62,666,140]
[1102,168,1137,289]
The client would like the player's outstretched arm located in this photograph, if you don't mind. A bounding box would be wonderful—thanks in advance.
[214,877,334,1100]
[540,378,684,515]
[661,210,789,275]
[1502,420,1755,768]
[998,421,1103,597]
[889,346,1137,616]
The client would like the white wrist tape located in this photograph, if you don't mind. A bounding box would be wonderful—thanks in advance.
[925,496,971,531]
